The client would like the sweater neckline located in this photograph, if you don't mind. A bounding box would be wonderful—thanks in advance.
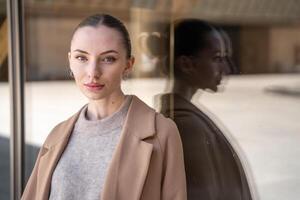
[73,95,132,135]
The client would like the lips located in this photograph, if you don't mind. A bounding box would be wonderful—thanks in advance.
[84,83,105,91]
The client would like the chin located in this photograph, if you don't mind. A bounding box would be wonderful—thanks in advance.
[204,85,218,93]
[87,95,107,101]
[84,94,105,101]
[81,89,108,101]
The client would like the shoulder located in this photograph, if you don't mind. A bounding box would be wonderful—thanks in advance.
[154,112,182,153]
[155,112,178,134]
[129,95,180,142]
[173,108,216,132]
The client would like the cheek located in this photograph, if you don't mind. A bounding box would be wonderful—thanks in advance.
[213,64,222,75]
[70,60,84,74]
[102,66,124,82]
[73,73,83,86]
[206,60,219,75]
[195,61,211,76]
[72,68,85,80]
[69,58,78,68]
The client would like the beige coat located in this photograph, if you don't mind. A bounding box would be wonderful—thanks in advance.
[21,96,187,200]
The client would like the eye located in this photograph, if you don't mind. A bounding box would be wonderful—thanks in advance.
[213,55,223,63]
[75,55,88,62]
[102,56,116,63]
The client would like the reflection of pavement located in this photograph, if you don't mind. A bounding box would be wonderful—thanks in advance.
[195,74,300,200]
[265,85,300,97]
[0,136,39,200]
[0,74,300,199]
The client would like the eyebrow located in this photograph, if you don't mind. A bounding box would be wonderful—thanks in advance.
[211,49,221,54]
[73,49,119,55]
[73,49,89,54]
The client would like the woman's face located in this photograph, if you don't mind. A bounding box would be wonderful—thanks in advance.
[68,25,134,101]
[189,31,226,92]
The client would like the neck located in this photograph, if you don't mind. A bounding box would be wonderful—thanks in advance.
[172,78,197,101]
[86,91,126,120]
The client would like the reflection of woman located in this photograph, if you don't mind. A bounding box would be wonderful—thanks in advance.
[138,31,169,77]
[159,19,252,200]
[22,14,186,200]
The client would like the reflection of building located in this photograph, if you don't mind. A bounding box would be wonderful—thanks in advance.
[2,0,300,81]
[240,25,300,73]
[2,0,300,199]
[0,17,7,81]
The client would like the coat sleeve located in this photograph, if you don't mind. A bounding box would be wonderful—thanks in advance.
[21,146,47,200]
[157,116,187,200]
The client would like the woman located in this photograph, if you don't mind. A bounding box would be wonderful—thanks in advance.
[158,19,252,200]
[22,14,186,200]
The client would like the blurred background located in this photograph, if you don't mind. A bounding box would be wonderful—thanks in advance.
[1,0,300,199]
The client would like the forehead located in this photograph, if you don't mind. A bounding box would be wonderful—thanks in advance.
[71,25,124,52]
[206,31,222,50]
[200,31,225,55]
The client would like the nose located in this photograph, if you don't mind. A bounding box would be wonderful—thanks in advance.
[86,60,102,79]
[224,56,239,75]
[220,57,231,75]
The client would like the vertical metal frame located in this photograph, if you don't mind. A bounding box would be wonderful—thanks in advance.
[7,0,25,199]
[169,13,174,119]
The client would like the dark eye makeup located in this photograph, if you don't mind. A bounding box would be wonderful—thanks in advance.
[75,55,88,62]
[73,53,118,64]
[102,56,117,63]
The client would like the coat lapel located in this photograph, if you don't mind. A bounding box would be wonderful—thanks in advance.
[34,96,156,200]
[101,96,156,200]
[35,108,83,200]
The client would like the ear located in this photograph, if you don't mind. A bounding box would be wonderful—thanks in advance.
[124,56,135,75]
[175,55,195,75]
[68,52,72,67]
[68,52,72,71]
[68,52,71,60]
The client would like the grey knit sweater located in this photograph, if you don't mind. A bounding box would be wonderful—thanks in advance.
[49,95,132,200]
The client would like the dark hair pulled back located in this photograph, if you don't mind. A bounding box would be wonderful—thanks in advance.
[73,14,132,58]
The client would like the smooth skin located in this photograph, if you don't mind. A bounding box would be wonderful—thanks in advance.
[68,25,134,120]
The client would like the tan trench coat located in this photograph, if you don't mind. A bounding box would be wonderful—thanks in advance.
[21,96,187,200]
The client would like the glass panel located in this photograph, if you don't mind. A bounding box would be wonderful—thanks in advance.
[22,0,300,200]
[21,0,169,186]
[23,0,171,187]
[166,1,300,200]
[0,0,10,199]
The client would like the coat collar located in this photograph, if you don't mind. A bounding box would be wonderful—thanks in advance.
[159,93,213,119]
[36,95,156,200]
[159,93,197,112]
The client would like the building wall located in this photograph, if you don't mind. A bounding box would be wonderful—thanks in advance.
[239,26,270,74]
[25,16,300,80]
[26,17,79,80]
[25,16,133,80]
[269,26,300,73]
